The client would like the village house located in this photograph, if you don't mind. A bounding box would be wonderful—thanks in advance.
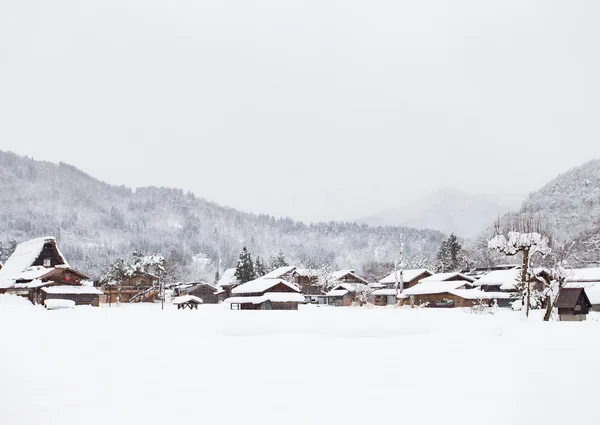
[326,282,371,307]
[562,267,600,311]
[175,282,218,304]
[290,268,321,295]
[214,268,240,302]
[224,278,305,310]
[101,270,159,304]
[41,285,103,307]
[373,269,434,306]
[0,236,97,306]
[555,287,592,321]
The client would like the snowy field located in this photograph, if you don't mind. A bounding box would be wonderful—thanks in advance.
[1,296,599,425]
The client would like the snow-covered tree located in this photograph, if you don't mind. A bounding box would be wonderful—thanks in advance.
[316,265,335,292]
[235,246,256,283]
[255,256,267,277]
[268,251,288,271]
[488,231,551,317]
[435,233,463,273]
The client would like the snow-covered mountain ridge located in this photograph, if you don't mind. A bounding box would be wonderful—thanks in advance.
[0,151,444,281]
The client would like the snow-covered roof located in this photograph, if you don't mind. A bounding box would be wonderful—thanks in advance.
[173,295,203,305]
[225,292,305,304]
[231,278,300,295]
[565,268,600,283]
[372,288,399,296]
[0,237,69,288]
[472,268,521,290]
[326,289,350,297]
[402,280,469,296]
[331,269,368,284]
[379,269,433,284]
[419,272,475,284]
[42,285,103,295]
[262,266,296,279]
[294,268,318,277]
[450,289,513,300]
[217,268,239,288]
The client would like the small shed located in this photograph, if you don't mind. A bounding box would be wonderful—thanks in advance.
[41,285,103,307]
[555,288,592,322]
[173,295,203,310]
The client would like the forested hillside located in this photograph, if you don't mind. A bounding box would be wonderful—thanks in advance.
[0,151,444,282]
[465,159,600,268]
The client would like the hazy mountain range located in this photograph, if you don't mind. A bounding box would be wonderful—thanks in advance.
[358,188,523,238]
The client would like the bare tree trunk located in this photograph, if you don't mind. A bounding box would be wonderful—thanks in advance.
[521,248,530,318]
[543,294,552,321]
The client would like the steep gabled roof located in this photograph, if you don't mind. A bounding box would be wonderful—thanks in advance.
[262,266,296,279]
[402,280,469,296]
[217,268,239,288]
[331,270,369,284]
[555,288,592,309]
[379,269,433,284]
[0,237,70,288]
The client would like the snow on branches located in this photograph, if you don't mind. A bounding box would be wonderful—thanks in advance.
[488,232,551,257]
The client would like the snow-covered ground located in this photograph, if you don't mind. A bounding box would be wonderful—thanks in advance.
[1,296,599,425]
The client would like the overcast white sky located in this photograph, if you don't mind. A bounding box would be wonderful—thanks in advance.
[1,0,599,222]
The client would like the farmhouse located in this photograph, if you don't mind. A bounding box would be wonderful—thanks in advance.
[291,268,320,295]
[101,270,159,304]
[41,285,103,307]
[214,268,240,302]
[326,282,371,307]
[419,272,476,284]
[176,282,218,304]
[224,278,305,310]
[0,236,95,306]
[555,287,592,321]
[374,269,434,305]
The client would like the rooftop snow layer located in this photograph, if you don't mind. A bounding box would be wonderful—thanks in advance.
[225,292,305,304]
[379,269,433,284]
[231,278,300,295]
[473,268,521,289]
[402,280,469,296]
[42,286,103,295]
[217,268,239,288]
[262,266,296,279]
[420,272,475,284]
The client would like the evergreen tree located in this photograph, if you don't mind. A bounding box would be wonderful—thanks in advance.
[268,250,289,271]
[435,233,463,273]
[235,246,256,283]
[255,256,267,277]
[214,269,220,285]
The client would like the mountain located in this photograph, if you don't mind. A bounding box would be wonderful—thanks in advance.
[0,151,445,282]
[465,159,600,268]
[359,188,521,238]
[518,159,600,243]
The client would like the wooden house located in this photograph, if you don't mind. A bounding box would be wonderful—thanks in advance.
[555,288,592,321]
[41,285,103,307]
[176,282,218,304]
[290,268,321,295]
[224,278,305,310]
[101,270,159,304]
[374,269,434,306]
[0,236,96,306]
[214,268,240,302]
[326,282,371,307]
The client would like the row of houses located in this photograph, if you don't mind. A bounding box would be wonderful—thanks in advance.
[1,236,600,316]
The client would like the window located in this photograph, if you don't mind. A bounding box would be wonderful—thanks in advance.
[43,258,51,267]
